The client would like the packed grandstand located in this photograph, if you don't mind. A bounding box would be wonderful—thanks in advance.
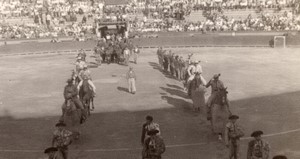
[0,0,299,40]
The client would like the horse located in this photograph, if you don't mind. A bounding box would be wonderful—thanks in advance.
[79,79,94,116]
[60,99,84,140]
[71,70,80,86]
[190,75,206,112]
[210,88,232,141]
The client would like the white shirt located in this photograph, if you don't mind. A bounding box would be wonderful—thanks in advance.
[195,64,203,74]
[187,65,196,76]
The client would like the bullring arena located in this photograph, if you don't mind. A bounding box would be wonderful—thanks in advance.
[0,37,300,159]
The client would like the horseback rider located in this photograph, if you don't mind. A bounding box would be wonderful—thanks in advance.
[77,64,96,97]
[63,79,84,110]
[205,74,225,120]
[77,49,86,61]
[75,57,86,75]
[186,61,196,96]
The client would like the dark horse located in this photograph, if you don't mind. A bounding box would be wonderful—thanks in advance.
[71,70,80,86]
[210,88,232,141]
[79,79,94,116]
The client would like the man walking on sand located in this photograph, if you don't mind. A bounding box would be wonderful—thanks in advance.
[126,66,137,94]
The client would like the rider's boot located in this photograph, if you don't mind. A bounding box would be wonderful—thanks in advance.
[206,104,212,121]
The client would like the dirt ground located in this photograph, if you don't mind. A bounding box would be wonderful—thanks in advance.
[0,47,300,159]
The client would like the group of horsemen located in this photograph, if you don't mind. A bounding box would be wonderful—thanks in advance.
[157,47,225,120]
[46,50,97,159]
[93,37,140,65]
[63,49,97,120]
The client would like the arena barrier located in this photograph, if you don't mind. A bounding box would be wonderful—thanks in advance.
[0,32,299,57]
[0,44,273,58]
[0,49,93,57]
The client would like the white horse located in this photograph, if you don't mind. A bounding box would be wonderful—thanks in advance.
[190,74,206,112]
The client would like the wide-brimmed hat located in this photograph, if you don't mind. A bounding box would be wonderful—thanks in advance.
[44,147,58,154]
[213,74,220,79]
[228,115,239,120]
[251,130,264,137]
[55,122,66,127]
[67,79,73,83]
[147,129,159,136]
[146,115,153,121]
[272,155,287,159]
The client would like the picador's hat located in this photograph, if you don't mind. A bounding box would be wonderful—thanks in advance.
[67,79,73,83]
[147,129,159,136]
[228,115,239,120]
[55,122,66,127]
[44,147,58,154]
[213,74,220,79]
[273,155,287,159]
[251,130,264,137]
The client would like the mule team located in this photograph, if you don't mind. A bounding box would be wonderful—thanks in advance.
[44,47,277,159]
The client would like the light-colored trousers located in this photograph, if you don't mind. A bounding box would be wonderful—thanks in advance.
[77,80,96,93]
[133,53,138,63]
[128,78,136,93]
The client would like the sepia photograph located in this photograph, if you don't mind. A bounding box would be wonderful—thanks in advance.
[0,0,299,158]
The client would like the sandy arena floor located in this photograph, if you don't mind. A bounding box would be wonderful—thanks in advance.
[0,47,300,159]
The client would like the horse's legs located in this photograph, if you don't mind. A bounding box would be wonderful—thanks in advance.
[90,98,94,110]
[84,98,90,116]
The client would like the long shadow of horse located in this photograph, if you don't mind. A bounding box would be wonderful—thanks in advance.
[160,87,189,99]
[161,95,193,114]
[88,62,99,68]
[117,86,128,93]
[166,84,184,90]
[148,62,177,80]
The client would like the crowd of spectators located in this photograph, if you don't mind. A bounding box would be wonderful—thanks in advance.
[139,0,193,20]
[192,0,300,12]
[130,10,300,33]
[0,0,300,40]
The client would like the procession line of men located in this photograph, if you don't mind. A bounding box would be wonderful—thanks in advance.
[75,50,96,97]
[44,50,97,159]
[42,48,287,159]
[157,47,221,118]
[224,115,272,159]
[155,47,288,159]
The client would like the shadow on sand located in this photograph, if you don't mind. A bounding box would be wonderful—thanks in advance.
[160,87,189,100]
[148,62,177,80]
[1,91,300,158]
[117,86,129,93]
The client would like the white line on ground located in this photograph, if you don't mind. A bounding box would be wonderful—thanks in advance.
[0,128,300,153]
